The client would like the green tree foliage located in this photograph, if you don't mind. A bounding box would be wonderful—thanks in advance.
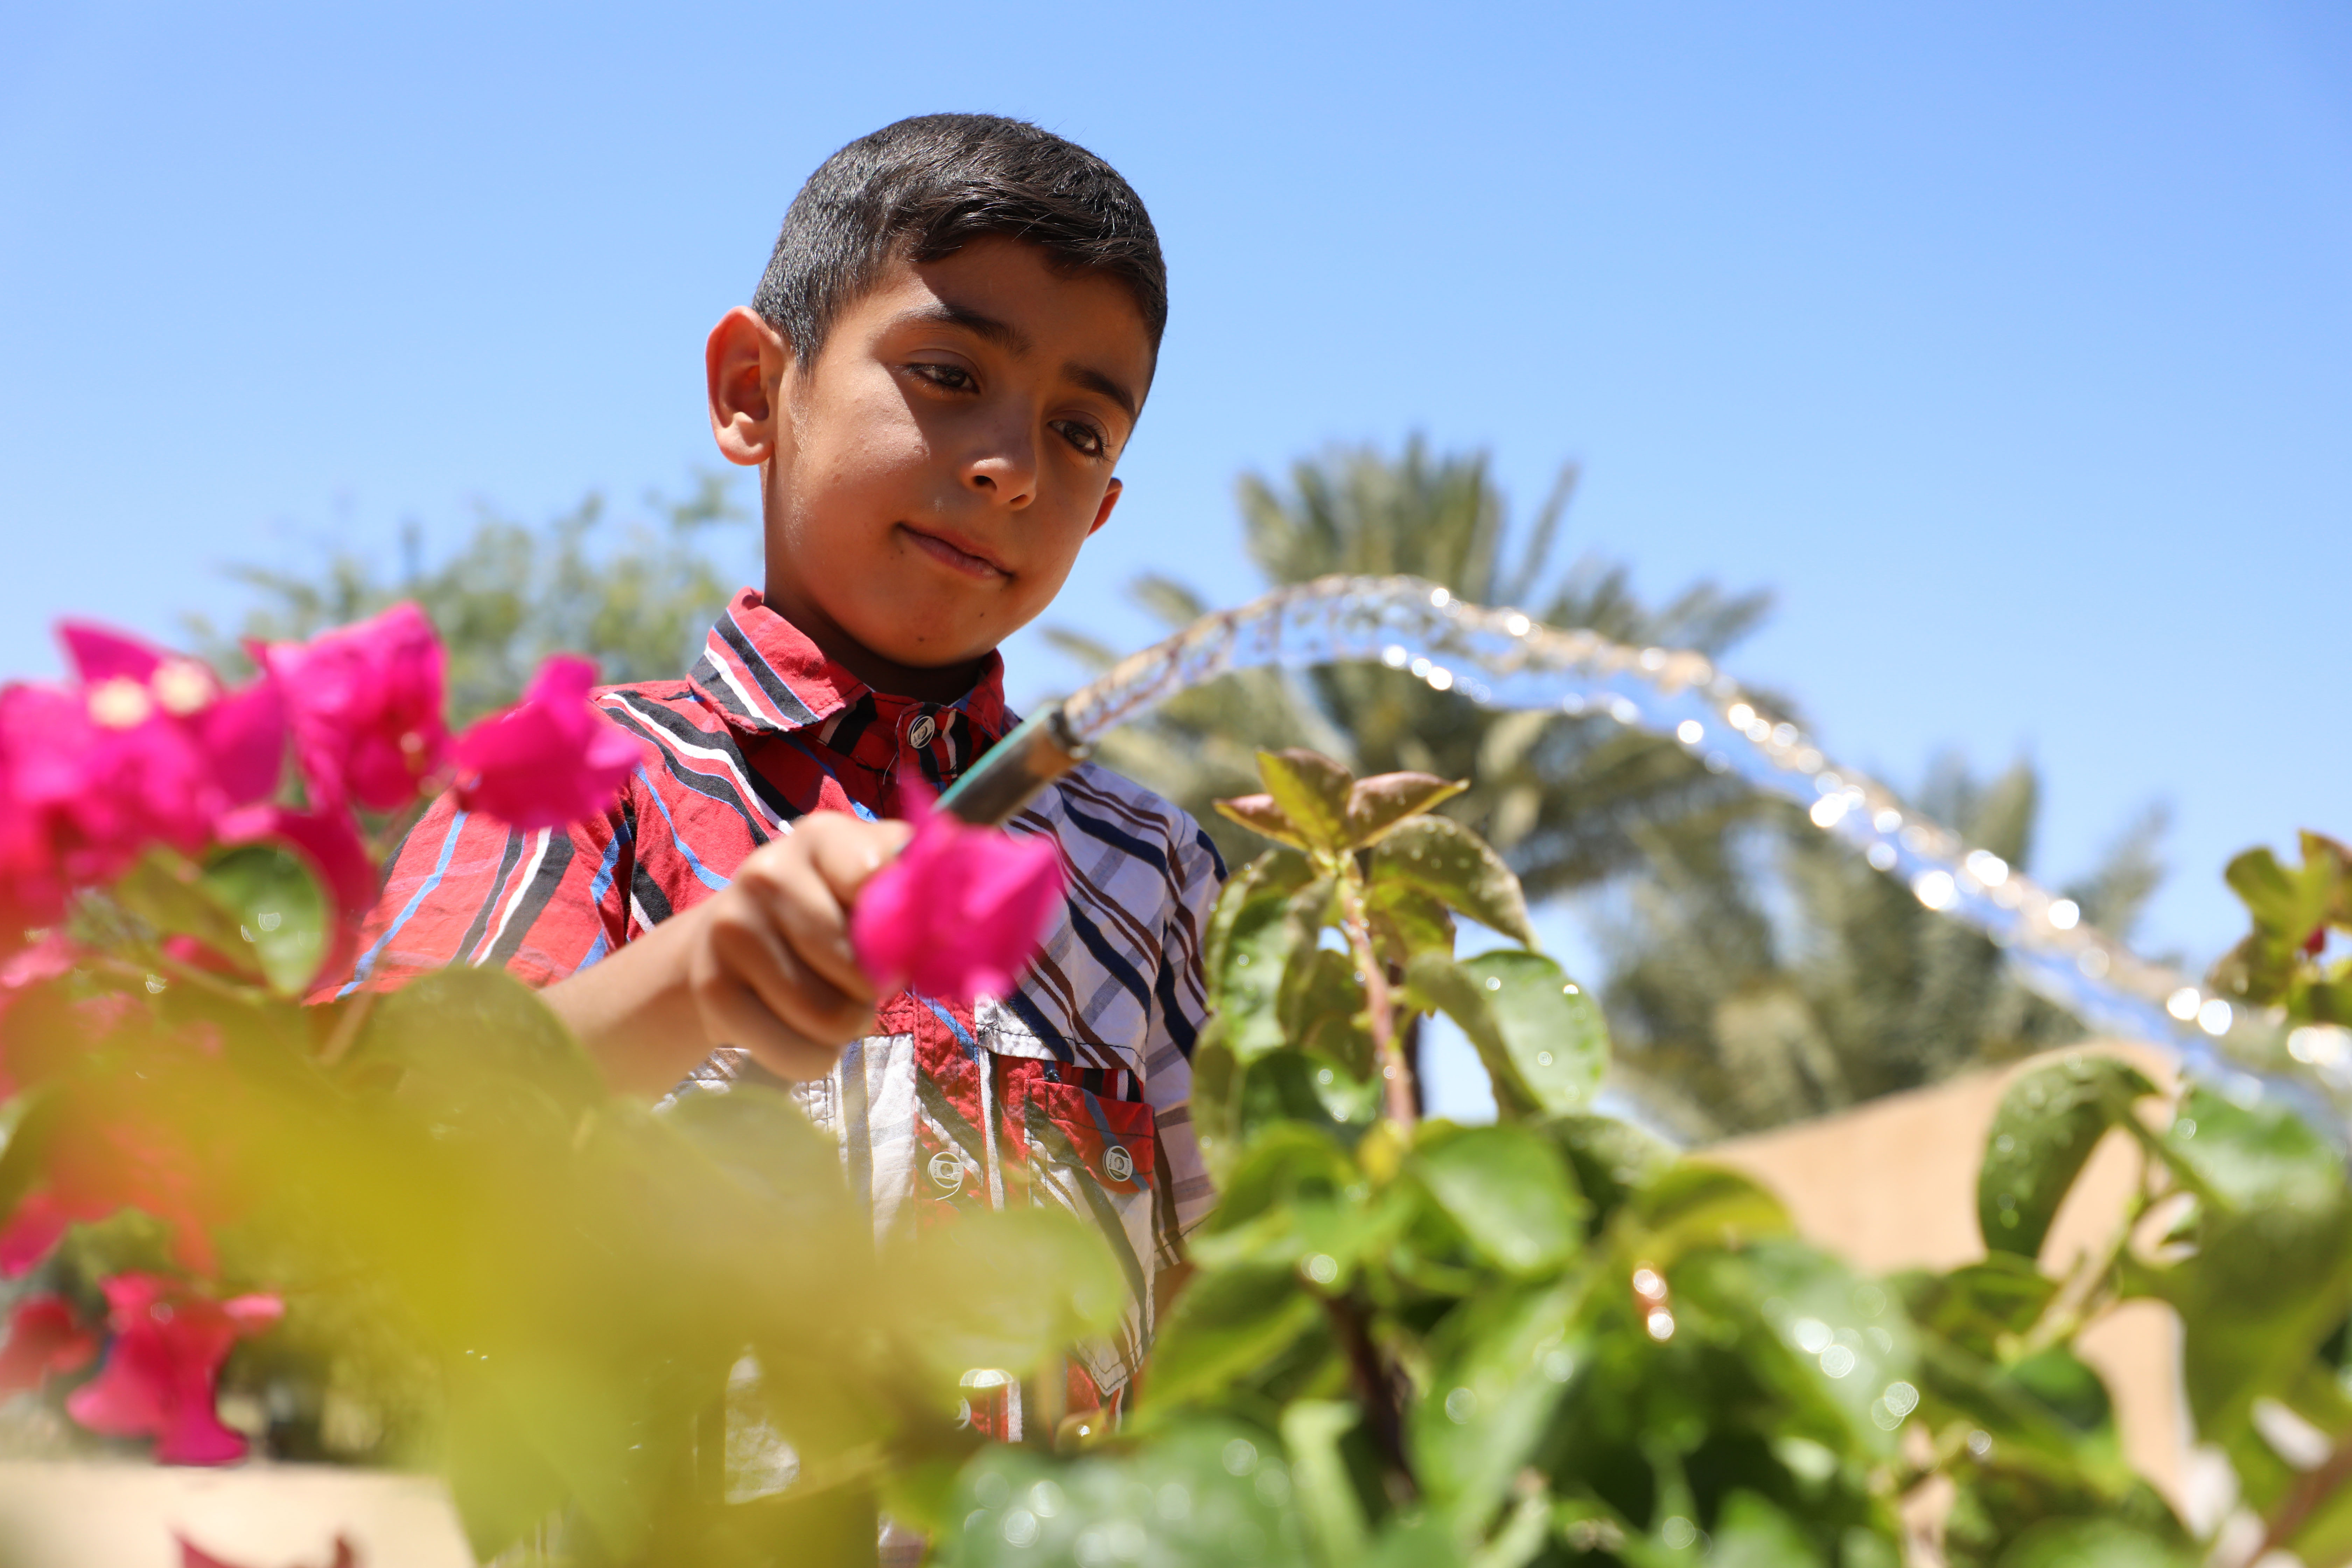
[1048,438,1774,901]
[192,473,754,722]
[1600,758,2169,1139]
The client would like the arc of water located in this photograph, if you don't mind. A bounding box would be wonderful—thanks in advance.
[940,574,2336,1131]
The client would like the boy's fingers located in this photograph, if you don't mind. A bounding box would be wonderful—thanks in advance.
[701,900,875,1046]
[800,813,915,900]
[741,848,875,1007]
[696,977,852,1083]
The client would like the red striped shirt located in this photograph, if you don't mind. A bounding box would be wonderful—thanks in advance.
[343,589,1224,1419]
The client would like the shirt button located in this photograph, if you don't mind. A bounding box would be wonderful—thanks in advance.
[907,714,938,749]
[927,1149,965,1193]
[1103,1145,1134,1183]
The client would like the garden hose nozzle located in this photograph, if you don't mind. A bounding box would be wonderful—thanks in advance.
[934,705,1092,828]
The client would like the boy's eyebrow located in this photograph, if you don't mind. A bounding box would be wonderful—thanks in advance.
[1064,362,1140,422]
[901,301,1142,423]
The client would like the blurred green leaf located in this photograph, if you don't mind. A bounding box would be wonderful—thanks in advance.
[1412,1276,1585,1526]
[2136,1085,2352,1442]
[939,1420,1314,1567]
[1372,818,1535,947]
[1412,1123,1584,1276]
[1994,1517,2196,1568]
[1707,1490,1818,1568]
[1459,950,1608,1113]
[1624,1163,1792,1269]
[1538,1113,1673,1234]
[1150,1264,1330,1408]
[201,841,328,996]
[1975,1056,2156,1259]
[1282,1399,1371,1563]
[1208,852,1322,1063]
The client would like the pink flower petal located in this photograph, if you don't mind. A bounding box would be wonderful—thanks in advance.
[262,602,450,813]
[849,791,1065,1005]
[0,1293,97,1392]
[56,623,166,685]
[66,1275,277,1466]
[451,655,643,831]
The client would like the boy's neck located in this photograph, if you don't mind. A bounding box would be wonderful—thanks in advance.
[761,578,993,706]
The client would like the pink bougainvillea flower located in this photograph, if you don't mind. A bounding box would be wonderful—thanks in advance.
[0,1293,98,1393]
[66,1273,282,1465]
[849,790,1065,1004]
[451,655,643,831]
[0,629,286,949]
[0,1099,221,1279]
[260,602,449,813]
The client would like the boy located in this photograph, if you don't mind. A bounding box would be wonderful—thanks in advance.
[345,114,1224,1438]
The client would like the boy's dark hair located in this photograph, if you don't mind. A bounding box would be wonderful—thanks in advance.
[753,114,1166,371]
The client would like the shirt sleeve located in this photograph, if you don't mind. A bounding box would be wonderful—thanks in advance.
[335,786,635,996]
[1144,815,1228,1268]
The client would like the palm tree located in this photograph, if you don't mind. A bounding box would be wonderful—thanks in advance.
[1597,757,2169,1139]
[1049,437,1776,898]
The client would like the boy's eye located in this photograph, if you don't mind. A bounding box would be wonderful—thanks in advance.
[1052,419,1108,459]
[909,362,974,392]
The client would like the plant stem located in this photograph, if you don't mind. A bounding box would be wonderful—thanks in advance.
[2258,1434,2352,1560]
[1320,1290,1418,1503]
[1339,876,1416,1133]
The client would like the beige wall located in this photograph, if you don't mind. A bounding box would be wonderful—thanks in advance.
[1706,1043,2191,1510]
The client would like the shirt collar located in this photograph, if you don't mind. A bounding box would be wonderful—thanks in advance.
[688,588,1010,744]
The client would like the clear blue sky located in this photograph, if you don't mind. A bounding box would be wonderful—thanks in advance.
[4,1,2347,970]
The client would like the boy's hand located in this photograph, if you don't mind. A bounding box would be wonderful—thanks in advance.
[544,812,912,1094]
[683,813,912,1080]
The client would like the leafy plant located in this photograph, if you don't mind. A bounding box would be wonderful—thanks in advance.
[935,761,2352,1568]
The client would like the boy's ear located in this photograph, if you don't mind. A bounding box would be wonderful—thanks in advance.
[706,307,792,468]
[1088,477,1124,538]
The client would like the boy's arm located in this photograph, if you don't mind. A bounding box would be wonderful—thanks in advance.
[346,793,910,1098]
[539,813,908,1094]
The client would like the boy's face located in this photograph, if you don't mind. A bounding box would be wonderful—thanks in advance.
[707,238,1154,697]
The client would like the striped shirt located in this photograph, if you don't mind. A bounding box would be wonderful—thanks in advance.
[344,588,1225,1419]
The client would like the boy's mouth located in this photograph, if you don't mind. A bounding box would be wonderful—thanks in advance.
[898,524,1011,581]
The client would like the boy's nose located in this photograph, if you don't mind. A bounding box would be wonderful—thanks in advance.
[962,428,1037,509]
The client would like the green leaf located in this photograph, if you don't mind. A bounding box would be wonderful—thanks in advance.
[1708,1490,1819,1568]
[1258,748,1357,854]
[1148,1262,1330,1407]
[2138,1084,2352,1441]
[1365,881,1457,968]
[1995,1518,2196,1568]
[1372,817,1534,947]
[1624,1163,1793,1269]
[943,1421,1314,1567]
[1216,792,1311,850]
[1539,1113,1674,1233]
[359,966,606,1133]
[1282,1399,1370,1561]
[1893,1254,2057,1360]
[2225,845,2338,940]
[1462,951,1606,1114]
[1412,1275,1585,1525]
[200,841,328,995]
[1412,1122,1585,1275]
[1975,1056,2156,1259]
[1281,947,1373,1078]
[1206,852,1322,1064]
[881,1206,1129,1390]
[110,847,259,980]
[1344,772,1467,849]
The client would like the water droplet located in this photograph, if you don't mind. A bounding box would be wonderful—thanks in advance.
[1444,1386,1478,1423]
[1820,1344,1857,1378]
[1726,702,1755,729]
[2047,898,2080,931]
[1867,843,1898,871]
[1536,1051,1553,1067]
[2166,987,2202,1022]
[1676,719,1704,745]
[1484,976,1502,992]
[1661,1516,1697,1549]
[1222,1438,1258,1475]
[2197,998,2233,1037]
[1645,1309,1675,1341]
[1912,870,1958,910]
[1994,1134,2015,1155]
[1305,1253,1339,1285]
[1001,1508,1040,1547]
